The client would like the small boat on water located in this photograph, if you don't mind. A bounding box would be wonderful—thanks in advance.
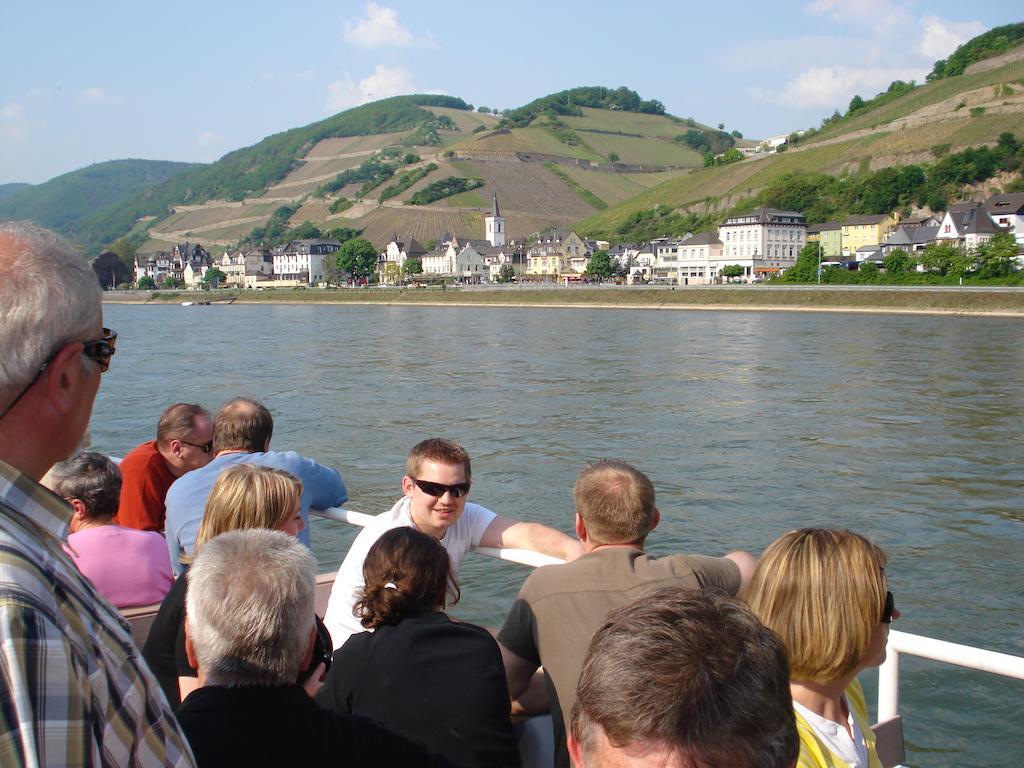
[181,297,236,306]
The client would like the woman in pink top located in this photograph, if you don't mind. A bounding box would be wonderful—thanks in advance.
[52,452,173,608]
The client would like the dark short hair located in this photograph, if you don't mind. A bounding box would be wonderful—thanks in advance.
[155,402,210,447]
[573,460,657,544]
[49,452,122,521]
[355,527,460,629]
[212,397,273,453]
[406,438,471,481]
[571,588,798,768]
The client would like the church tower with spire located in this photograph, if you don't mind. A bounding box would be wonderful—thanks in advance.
[485,192,506,247]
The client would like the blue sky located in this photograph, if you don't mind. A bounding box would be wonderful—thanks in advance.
[2,1,1020,184]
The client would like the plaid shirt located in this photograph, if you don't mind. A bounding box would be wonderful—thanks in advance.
[0,457,195,767]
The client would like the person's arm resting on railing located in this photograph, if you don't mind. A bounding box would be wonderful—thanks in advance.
[479,516,585,562]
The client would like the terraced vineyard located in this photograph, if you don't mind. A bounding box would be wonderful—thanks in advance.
[425,106,500,134]
[390,159,463,202]
[455,127,602,161]
[155,202,278,233]
[304,133,414,158]
[561,107,694,138]
[329,206,482,245]
[440,158,598,219]
[577,132,702,166]
[554,166,687,206]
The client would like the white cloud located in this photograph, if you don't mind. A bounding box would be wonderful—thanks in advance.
[772,65,926,108]
[918,16,987,60]
[716,35,860,73]
[0,102,30,142]
[344,3,412,48]
[80,87,106,102]
[197,131,224,147]
[1,103,24,121]
[806,0,908,25]
[326,64,444,112]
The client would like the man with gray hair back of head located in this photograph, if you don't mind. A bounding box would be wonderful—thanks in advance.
[0,221,194,766]
[568,587,799,768]
[177,529,455,768]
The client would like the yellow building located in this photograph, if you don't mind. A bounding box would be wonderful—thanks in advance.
[526,229,588,279]
[841,214,899,256]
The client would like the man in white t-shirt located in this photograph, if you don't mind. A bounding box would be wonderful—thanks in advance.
[323,438,584,648]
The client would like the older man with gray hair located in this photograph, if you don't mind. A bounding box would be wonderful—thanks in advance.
[177,529,453,767]
[0,220,194,766]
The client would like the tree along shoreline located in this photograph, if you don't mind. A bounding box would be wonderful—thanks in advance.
[103,286,1024,316]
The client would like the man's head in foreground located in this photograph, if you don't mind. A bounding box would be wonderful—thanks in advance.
[0,221,110,478]
[185,528,316,687]
[573,460,659,549]
[401,438,473,539]
[568,588,798,768]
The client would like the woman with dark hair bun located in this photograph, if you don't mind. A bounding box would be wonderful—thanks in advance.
[317,527,518,768]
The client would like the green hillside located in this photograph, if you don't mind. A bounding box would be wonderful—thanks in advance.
[137,92,705,251]
[69,95,471,253]
[578,47,1024,241]
[0,183,31,200]
[0,159,197,237]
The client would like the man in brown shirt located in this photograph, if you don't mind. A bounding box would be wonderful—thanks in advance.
[497,460,755,768]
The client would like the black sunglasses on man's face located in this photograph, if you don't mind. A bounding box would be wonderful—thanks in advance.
[82,327,117,372]
[410,478,472,498]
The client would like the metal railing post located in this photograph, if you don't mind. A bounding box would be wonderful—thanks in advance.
[877,641,901,722]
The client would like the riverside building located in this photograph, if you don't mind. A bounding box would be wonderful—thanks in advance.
[718,207,807,281]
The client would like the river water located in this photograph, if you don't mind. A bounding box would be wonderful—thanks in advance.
[93,303,1022,767]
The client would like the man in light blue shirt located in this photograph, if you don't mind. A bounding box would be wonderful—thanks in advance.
[164,396,347,574]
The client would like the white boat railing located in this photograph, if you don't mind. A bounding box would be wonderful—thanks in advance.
[314,506,564,568]
[878,630,1024,721]
[315,506,1024,740]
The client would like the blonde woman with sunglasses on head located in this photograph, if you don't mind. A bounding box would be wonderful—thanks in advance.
[747,528,900,768]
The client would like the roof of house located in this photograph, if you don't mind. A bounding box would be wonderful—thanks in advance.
[985,192,1024,216]
[722,207,806,226]
[946,204,1001,236]
[807,221,842,233]
[886,225,938,246]
[681,231,723,246]
[843,214,893,226]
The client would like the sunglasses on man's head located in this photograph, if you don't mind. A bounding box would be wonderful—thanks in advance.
[881,590,897,624]
[411,478,472,498]
[81,328,117,373]
[180,439,214,454]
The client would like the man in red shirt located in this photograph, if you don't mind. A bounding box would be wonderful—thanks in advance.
[117,403,213,531]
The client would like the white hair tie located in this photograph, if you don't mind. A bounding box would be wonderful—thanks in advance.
[384,582,398,590]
